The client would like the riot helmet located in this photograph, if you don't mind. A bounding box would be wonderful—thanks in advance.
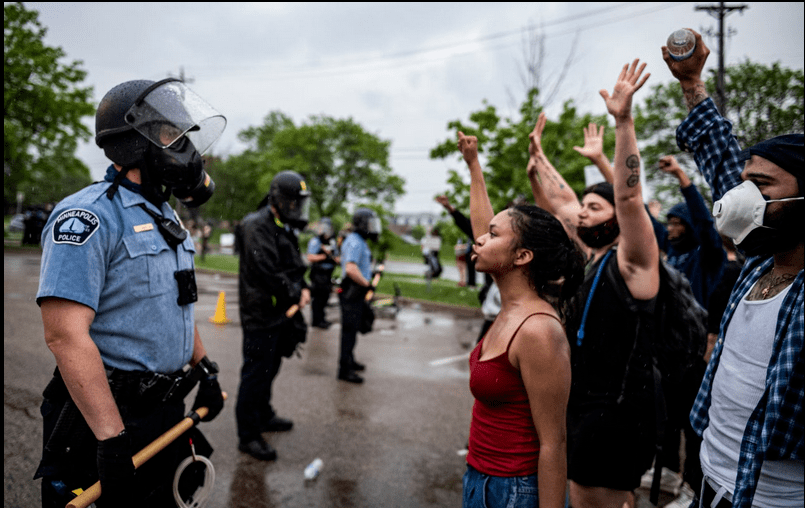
[352,208,382,241]
[268,171,311,229]
[95,78,226,207]
[318,217,334,240]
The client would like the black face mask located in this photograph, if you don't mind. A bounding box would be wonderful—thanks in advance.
[737,198,805,258]
[577,217,620,249]
[143,138,214,207]
[669,232,697,252]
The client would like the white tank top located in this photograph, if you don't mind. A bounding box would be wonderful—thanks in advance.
[700,283,803,507]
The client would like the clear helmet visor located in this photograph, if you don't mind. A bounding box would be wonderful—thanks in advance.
[282,194,310,224]
[124,80,226,154]
[367,217,382,235]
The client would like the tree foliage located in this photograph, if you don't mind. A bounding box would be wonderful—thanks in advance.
[4,2,94,209]
[635,60,804,207]
[205,111,405,227]
[430,88,613,214]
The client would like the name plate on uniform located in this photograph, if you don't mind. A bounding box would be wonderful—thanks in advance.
[133,223,154,233]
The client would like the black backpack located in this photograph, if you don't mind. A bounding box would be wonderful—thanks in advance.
[600,254,707,504]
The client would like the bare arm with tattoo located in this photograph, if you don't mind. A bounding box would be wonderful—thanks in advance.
[599,59,660,301]
[527,112,584,242]
[662,28,711,111]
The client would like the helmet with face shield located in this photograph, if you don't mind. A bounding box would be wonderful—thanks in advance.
[352,208,382,242]
[267,171,311,229]
[95,78,226,206]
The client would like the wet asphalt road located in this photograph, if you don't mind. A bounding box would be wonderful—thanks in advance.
[4,248,669,508]
[4,249,481,508]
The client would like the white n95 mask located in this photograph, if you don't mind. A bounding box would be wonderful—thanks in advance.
[712,180,803,244]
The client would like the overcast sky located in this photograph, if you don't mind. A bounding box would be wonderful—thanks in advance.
[26,2,804,215]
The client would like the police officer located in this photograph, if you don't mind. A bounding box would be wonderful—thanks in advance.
[338,207,382,384]
[306,217,339,329]
[235,171,311,461]
[35,79,226,508]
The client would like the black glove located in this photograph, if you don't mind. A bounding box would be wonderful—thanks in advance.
[96,430,136,508]
[192,376,224,422]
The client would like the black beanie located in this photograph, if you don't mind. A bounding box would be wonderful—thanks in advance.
[739,133,804,196]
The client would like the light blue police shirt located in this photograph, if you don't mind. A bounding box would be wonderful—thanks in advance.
[36,181,196,373]
[340,232,372,280]
[307,236,335,270]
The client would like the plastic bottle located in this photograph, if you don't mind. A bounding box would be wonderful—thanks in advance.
[666,29,696,61]
[304,458,323,480]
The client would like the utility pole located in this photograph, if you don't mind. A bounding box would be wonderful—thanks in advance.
[695,2,748,115]
[169,66,195,85]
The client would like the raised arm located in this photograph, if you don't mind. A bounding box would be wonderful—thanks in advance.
[663,28,743,202]
[527,112,584,241]
[600,59,660,300]
[457,131,494,241]
[573,122,614,184]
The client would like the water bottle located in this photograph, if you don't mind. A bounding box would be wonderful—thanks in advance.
[304,458,323,480]
[666,29,696,61]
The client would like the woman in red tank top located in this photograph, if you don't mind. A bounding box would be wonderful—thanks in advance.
[457,132,585,508]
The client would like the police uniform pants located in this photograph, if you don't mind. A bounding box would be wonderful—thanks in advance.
[310,283,332,325]
[235,327,284,443]
[37,373,203,508]
[339,294,364,371]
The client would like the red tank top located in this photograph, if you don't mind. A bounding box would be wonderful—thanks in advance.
[467,312,557,476]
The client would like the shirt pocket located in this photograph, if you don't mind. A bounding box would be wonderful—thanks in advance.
[123,233,176,297]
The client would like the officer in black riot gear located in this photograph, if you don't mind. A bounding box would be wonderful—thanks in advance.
[235,170,311,460]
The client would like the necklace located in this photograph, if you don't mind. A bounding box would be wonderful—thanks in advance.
[760,268,796,298]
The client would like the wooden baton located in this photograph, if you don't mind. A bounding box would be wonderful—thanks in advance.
[66,392,227,508]
[364,264,385,301]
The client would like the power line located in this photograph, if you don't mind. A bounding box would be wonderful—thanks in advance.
[196,3,684,82]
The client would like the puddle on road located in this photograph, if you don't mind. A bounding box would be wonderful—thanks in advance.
[395,308,458,329]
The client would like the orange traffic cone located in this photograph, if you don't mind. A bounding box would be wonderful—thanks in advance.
[209,291,231,324]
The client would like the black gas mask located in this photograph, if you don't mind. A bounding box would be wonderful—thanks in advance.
[124,79,225,207]
[142,134,215,207]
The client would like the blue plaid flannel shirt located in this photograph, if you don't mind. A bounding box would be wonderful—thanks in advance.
[678,98,804,508]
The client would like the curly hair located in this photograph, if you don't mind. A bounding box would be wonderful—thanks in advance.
[507,205,585,318]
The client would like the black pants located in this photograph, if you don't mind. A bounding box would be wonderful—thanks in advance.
[37,373,207,508]
[659,358,707,492]
[236,327,284,442]
[310,284,332,325]
[339,294,364,371]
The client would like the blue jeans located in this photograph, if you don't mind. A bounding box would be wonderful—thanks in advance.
[462,465,539,508]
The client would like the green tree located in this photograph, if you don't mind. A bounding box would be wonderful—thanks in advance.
[4,2,94,209]
[206,111,405,223]
[430,88,613,214]
[635,60,804,207]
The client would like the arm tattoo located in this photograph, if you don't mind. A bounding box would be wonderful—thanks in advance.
[683,83,709,111]
[625,154,640,188]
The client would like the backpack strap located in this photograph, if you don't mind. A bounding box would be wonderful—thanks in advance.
[575,249,615,347]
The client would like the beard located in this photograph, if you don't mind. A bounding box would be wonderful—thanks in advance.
[577,217,620,249]
[737,199,805,258]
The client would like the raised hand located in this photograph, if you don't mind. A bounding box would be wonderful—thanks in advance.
[572,123,606,160]
[599,59,650,121]
[457,131,479,166]
[662,28,710,85]
[528,112,547,158]
[657,155,682,176]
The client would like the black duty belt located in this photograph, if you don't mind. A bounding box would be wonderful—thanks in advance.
[106,366,202,406]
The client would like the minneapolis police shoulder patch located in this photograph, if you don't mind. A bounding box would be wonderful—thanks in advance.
[52,208,100,245]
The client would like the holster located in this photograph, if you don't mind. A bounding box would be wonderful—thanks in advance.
[340,277,369,301]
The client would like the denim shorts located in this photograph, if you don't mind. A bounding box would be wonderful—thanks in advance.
[462,465,539,508]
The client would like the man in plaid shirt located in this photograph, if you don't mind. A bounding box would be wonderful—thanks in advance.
[664,30,803,508]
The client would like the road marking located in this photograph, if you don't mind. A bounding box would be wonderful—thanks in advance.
[429,352,471,367]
